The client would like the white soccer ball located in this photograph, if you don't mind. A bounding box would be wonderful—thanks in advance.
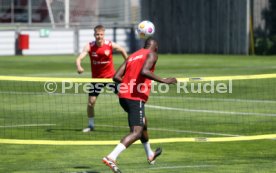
[136,20,155,39]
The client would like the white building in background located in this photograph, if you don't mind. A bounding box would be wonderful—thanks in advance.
[0,0,141,56]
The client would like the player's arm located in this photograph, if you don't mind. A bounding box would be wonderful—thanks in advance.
[76,43,90,74]
[113,61,127,83]
[112,42,128,60]
[141,52,177,84]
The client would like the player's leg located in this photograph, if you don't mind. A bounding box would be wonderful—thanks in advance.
[103,126,143,173]
[121,99,145,148]
[141,117,149,142]
[103,98,144,171]
[83,95,96,132]
[121,125,144,147]
[140,117,154,159]
[140,117,162,164]
[104,125,143,168]
[83,83,103,132]
[107,98,144,157]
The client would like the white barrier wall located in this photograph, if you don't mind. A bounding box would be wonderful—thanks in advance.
[21,30,75,55]
[116,28,130,52]
[0,28,130,56]
[0,31,15,56]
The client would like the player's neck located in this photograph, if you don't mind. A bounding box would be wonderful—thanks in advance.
[96,40,104,47]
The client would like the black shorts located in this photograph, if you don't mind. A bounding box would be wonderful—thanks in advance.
[119,98,145,126]
[88,82,118,97]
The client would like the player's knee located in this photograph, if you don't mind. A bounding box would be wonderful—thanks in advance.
[143,126,147,131]
[132,129,143,139]
[88,101,96,107]
[88,96,97,108]
[140,137,148,143]
[133,132,142,140]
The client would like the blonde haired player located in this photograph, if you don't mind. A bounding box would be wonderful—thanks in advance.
[76,25,128,132]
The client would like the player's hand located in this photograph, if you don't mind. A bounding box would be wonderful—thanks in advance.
[163,78,177,84]
[77,67,84,74]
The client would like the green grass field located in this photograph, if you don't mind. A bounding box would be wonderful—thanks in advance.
[0,54,276,173]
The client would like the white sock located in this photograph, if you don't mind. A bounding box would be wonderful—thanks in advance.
[88,117,94,127]
[107,143,126,161]
[142,142,154,159]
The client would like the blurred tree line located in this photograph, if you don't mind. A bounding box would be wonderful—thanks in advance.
[255,0,276,55]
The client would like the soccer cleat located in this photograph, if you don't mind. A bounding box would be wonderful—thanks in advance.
[82,126,94,132]
[148,147,162,165]
[102,157,121,173]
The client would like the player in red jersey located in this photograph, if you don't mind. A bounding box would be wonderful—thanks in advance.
[76,25,128,132]
[102,38,177,173]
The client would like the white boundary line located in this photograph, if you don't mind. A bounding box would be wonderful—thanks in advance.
[0,124,56,128]
[146,104,276,117]
[151,95,276,104]
[1,91,276,104]
[149,165,214,170]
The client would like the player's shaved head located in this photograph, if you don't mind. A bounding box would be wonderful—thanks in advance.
[144,37,158,52]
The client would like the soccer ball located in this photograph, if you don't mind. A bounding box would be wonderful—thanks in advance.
[136,20,155,39]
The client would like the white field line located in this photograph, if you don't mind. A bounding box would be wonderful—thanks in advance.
[149,165,214,170]
[151,95,276,104]
[97,124,239,137]
[0,124,56,128]
[0,91,71,95]
[146,104,276,117]
[1,91,276,104]
[0,91,115,96]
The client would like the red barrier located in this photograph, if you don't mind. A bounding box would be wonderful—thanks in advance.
[18,34,29,50]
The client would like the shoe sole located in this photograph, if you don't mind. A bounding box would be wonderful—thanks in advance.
[102,157,121,173]
[82,128,94,132]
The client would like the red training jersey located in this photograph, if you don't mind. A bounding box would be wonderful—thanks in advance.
[88,40,115,78]
[119,48,155,102]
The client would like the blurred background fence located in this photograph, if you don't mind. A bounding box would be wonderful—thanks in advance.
[0,0,275,55]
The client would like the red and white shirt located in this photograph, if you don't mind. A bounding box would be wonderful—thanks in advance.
[119,48,155,102]
[88,40,115,78]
